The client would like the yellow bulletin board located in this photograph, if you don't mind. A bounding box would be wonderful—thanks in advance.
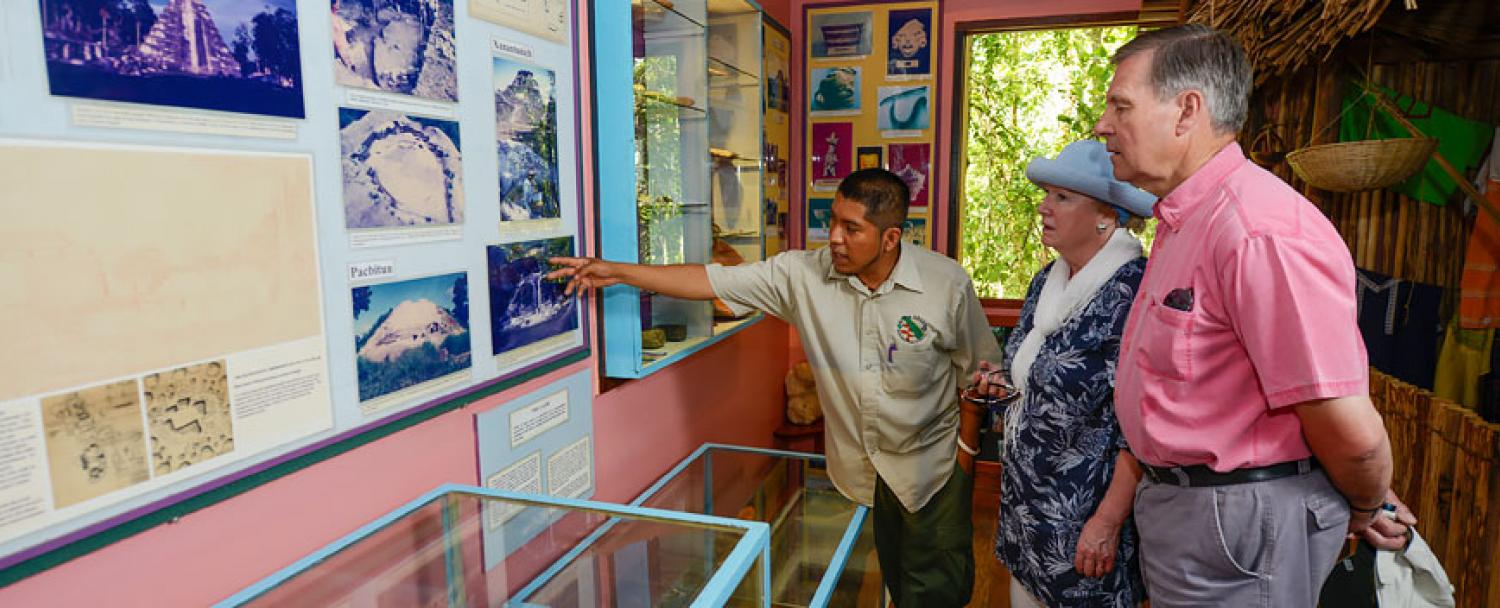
[764,17,793,257]
[804,0,938,249]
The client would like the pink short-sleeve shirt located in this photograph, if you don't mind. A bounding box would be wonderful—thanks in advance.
[1115,143,1369,471]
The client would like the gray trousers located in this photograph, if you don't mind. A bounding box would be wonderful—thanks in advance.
[1133,469,1350,607]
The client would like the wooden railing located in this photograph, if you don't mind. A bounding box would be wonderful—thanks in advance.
[1370,370,1500,607]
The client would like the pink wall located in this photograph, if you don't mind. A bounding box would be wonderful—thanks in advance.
[0,0,792,603]
[761,0,792,26]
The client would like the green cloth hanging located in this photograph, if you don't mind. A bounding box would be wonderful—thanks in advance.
[1339,83,1493,205]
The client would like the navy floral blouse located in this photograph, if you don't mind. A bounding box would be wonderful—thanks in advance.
[997,258,1146,607]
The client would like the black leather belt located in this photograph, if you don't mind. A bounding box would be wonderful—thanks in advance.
[1140,458,1318,487]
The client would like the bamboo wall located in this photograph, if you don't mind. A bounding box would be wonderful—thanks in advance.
[1247,59,1500,289]
[1372,370,1500,607]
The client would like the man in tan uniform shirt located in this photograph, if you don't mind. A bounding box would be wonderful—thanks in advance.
[550,169,1001,606]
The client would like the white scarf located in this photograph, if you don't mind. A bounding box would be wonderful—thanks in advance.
[1010,228,1143,394]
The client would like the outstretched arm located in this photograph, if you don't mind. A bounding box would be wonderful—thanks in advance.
[546,257,717,301]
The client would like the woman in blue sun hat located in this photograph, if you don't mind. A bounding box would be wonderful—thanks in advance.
[966,139,1156,607]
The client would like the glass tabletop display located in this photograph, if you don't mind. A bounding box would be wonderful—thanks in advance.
[219,484,770,607]
[633,445,884,608]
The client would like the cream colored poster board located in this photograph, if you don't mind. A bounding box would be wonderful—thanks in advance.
[0,140,333,553]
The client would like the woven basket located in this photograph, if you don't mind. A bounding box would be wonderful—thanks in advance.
[1285,137,1437,192]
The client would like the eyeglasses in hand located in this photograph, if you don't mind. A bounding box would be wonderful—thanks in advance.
[962,369,1021,412]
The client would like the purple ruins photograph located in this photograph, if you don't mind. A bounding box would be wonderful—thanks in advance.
[39,0,305,117]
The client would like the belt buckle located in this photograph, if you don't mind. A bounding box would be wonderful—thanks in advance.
[1170,467,1192,486]
[1145,465,1191,486]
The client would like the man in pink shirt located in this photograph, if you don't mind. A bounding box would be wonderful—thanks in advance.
[1096,25,1417,606]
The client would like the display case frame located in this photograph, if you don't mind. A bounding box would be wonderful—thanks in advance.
[632,443,882,608]
[217,483,773,607]
[594,0,770,379]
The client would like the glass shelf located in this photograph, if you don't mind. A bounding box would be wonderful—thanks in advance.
[710,56,760,83]
[221,484,771,607]
[639,93,708,115]
[598,0,764,378]
[634,0,706,29]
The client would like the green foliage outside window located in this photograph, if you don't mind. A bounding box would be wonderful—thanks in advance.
[959,27,1153,299]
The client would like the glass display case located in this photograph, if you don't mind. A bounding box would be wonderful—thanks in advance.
[633,445,885,608]
[597,0,767,378]
[219,484,771,607]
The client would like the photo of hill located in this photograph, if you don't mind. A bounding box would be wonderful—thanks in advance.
[352,272,471,403]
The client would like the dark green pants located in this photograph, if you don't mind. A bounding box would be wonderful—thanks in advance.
[873,462,974,608]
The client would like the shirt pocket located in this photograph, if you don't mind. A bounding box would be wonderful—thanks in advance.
[881,342,944,397]
[878,344,948,450]
[1137,299,1195,380]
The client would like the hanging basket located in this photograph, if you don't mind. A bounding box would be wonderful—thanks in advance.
[1285,137,1437,193]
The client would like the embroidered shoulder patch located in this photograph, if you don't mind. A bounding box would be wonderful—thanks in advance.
[895,315,931,344]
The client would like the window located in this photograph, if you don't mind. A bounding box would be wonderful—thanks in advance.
[954,26,1155,299]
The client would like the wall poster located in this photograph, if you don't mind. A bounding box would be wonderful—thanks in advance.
[886,8,931,79]
[475,369,594,571]
[763,17,792,256]
[0,0,587,576]
[810,122,853,190]
[888,143,931,208]
[809,66,861,115]
[804,1,939,250]
[39,0,306,118]
[333,0,459,102]
[809,11,872,59]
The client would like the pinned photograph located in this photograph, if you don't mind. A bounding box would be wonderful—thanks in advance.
[764,40,790,113]
[878,86,930,132]
[144,361,233,475]
[351,272,472,403]
[888,143,931,207]
[902,217,928,247]
[810,122,853,188]
[39,0,304,117]
[494,57,562,223]
[487,237,579,355]
[42,379,150,508]
[808,198,833,241]
[469,0,567,44]
[857,146,884,170]
[333,0,458,102]
[809,67,861,114]
[886,8,932,77]
[340,108,465,230]
[810,11,872,58]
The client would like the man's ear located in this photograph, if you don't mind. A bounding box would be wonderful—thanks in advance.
[1175,89,1207,136]
[882,225,903,251]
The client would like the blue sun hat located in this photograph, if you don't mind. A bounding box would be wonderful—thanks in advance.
[1025,140,1156,224]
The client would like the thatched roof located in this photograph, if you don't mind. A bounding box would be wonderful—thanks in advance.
[1187,0,1396,83]
[1187,0,1500,83]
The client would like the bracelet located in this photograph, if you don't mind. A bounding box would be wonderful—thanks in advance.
[957,435,980,457]
[1349,501,1386,514]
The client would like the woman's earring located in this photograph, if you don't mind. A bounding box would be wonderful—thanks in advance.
[1096,222,1110,234]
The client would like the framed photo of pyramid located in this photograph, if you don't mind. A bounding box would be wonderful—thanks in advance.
[351,272,473,412]
[38,0,305,118]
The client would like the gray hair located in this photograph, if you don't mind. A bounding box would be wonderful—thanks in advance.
[1113,24,1252,134]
